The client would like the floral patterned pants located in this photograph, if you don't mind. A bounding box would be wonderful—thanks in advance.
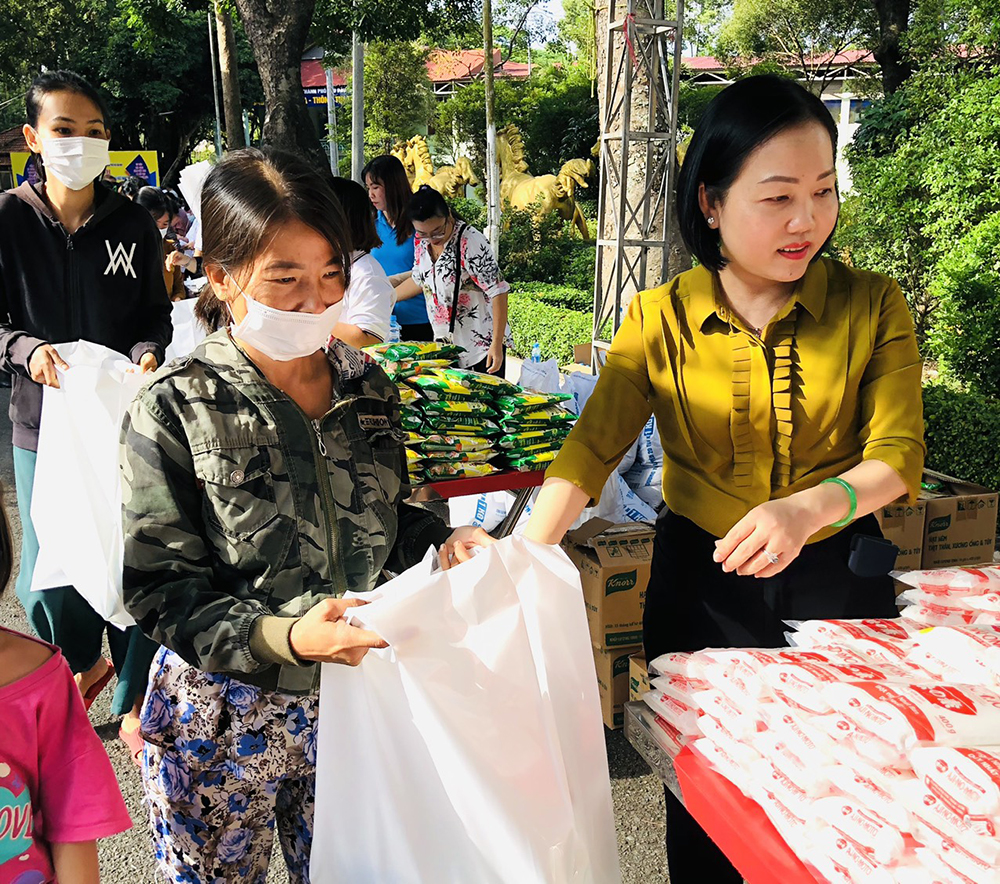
[140,647,319,884]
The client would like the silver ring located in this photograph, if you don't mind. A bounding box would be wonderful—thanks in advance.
[763,549,780,565]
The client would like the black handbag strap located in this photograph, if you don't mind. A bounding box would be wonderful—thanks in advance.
[448,221,467,335]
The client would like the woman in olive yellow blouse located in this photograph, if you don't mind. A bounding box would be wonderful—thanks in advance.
[524,75,924,882]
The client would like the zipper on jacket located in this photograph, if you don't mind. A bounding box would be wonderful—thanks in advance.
[65,234,81,337]
[298,405,346,594]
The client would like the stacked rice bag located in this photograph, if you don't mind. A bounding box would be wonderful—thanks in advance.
[639,593,1000,882]
[364,342,579,483]
[494,391,576,471]
[896,564,1000,629]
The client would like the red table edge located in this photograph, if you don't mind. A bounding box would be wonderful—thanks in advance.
[414,468,546,500]
[673,745,823,884]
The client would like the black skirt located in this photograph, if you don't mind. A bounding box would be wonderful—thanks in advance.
[642,508,898,884]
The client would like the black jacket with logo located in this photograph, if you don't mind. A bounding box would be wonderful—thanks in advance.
[0,181,172,450]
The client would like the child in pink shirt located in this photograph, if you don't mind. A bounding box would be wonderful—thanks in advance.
[0,498,131,884]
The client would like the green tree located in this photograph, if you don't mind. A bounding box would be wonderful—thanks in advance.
[437,64,598,175]
[0,0,224,185]
[715,0,878,93]
[360,41,434,154]
[839,0,1000,347]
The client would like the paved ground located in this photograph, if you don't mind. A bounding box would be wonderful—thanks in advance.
[0,383,668,883]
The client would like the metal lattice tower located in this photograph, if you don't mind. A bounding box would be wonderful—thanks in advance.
[592,0,684,363]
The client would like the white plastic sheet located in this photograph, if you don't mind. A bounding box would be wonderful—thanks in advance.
[164,297,208,364]
[312,537,621,884]
[30,341,147,628]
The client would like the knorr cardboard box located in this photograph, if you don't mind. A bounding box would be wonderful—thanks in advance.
[876,500,927,571]
[921,469,999,568]
[593,644,640,729]
[629,651,650,703]
[562,518,655,650]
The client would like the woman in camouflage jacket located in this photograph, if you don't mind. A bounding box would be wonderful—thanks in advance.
[120,148,491,884]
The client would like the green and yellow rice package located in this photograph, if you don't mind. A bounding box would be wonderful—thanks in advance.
[497,427,571,449]
[500,406,576,429]
[398,386,422,406]
[404,431,426,445]
[507,449,559,470]
[503,440,564,459]
[401,413,424,432]
[495,392,572,413]
[420,434,494,453]
[405,448,424,468]
[404,374,477,400]
[363,341,464,363]
[422,449,497,465]
[423,462,498,481]
[419,399,497,417]
[422,419,501,437]
[434,367,520,397]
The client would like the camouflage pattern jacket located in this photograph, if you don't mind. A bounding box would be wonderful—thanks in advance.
[121,331,450,694]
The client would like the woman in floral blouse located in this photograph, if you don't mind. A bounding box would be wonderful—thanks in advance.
[392,185,511,374]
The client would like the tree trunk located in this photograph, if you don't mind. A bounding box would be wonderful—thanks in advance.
[232,0,325,168]
[872,0,912,94]
[215,1,246,149]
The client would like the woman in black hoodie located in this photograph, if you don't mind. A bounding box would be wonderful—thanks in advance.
[0,70,172,754]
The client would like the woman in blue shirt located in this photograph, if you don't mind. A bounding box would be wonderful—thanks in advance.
[362,156,431,340]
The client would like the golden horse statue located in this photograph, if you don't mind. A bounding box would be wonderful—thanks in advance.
[496,124,593,239]
[404,136,436,191]
[427,157,480,199]
[390,140,415,185]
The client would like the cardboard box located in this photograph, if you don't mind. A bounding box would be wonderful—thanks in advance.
[562,518,655,649]
[875,500,927,571]
[629,651,649,703]
[593,644,641,729]
[921,469,998,568]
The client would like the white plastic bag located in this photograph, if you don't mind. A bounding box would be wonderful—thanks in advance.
[311,537,621,884]
[164,297,208,364]
[448,491,509,532]
[30,341,146,628]
[518,358,562,394]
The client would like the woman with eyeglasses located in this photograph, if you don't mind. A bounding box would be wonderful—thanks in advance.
[392,185,510,375]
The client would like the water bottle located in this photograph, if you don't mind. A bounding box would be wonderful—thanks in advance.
[531,342,541,363]
[388,316,401,344]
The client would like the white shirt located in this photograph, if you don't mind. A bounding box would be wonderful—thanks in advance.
[342,250,396,342]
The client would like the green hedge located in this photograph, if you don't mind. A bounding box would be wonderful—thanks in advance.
[508,281,592,311]
[507,288,593,364]
[923,382,1000,490]
[507,284,612,364]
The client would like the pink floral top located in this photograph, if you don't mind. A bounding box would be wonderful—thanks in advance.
[412,221,511,368]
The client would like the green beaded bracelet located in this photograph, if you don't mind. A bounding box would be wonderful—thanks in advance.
[822,477,858,527]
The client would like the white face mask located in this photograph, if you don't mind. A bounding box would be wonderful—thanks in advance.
[159,226,169,239]
[40,136,110,191]
[226,272,344,361]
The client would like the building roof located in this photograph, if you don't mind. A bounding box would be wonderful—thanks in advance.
[683,48,875,72]
[300,59,346,89]
[300,48,532,93]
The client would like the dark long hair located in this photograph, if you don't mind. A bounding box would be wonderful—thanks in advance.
[330,177,382,253]
[361,155,414,245]
[676,74,839,271]
[406,184,451,223]
[200,148,353,298]
[25,70,110,185]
